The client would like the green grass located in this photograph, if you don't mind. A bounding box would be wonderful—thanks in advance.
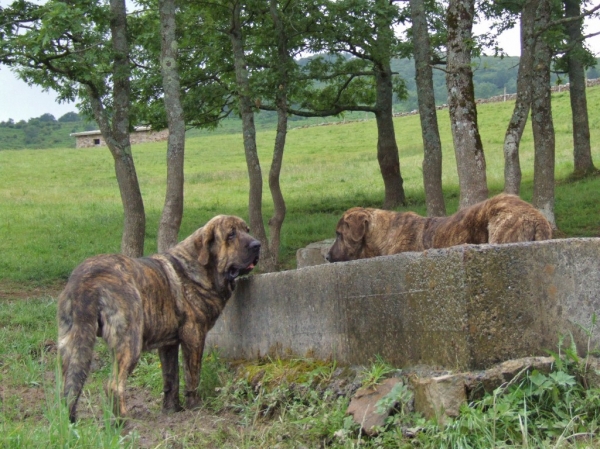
[1,86,599,285]
[1,86,599,447]
[1,296,600,447]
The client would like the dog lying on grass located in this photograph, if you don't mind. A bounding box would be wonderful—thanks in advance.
[326,193,552,262]
[58,215,260,422]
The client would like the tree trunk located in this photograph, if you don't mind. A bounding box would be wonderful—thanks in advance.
[503,0,536,195]
[446,0,488,209]
[409,0,446,216]
[100,0,145,257]
[229,1,273,269]
[265,0,289,272]
[374,64,405,210]
[157,0,185,252]
[531,0,556,228]
[373,0,405,210]
[563,0,596,177]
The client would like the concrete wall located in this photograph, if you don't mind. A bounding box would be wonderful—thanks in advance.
[207,238,600,370]
[74,129,169,148]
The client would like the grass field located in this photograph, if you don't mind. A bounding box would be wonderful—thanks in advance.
[1,87,600,448]
[1,86,599,286]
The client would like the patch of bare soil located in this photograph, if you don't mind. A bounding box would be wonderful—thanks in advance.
[1,337,237,449]
[5,367,242,449]
[122,389,241,448]
[0,280,65,300]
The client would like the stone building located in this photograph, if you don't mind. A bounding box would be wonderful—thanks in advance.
[70,126,169,149]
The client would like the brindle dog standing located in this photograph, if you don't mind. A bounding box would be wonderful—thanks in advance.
[326,193,552,262]
[58,215,260,422]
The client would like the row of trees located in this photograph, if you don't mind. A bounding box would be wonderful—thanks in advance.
[0,112,87,128]
[0,112,97,149]
[1,0,598,271]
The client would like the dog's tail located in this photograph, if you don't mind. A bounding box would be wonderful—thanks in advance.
[57,285,99,423]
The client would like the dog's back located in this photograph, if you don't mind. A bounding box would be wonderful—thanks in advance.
[485,194,552,243]
[426,193,551,249]
[58,254,160,422]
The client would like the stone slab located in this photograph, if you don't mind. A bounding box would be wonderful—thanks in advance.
[207,238,600,370]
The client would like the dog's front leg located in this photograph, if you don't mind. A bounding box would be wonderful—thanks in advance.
[181,328,205,410]
[158,344,183,413]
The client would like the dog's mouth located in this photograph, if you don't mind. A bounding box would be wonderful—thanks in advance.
[226,255,259,281]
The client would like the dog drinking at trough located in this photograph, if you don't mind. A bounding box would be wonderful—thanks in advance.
[326,193,552,262]
[57,215,260,422]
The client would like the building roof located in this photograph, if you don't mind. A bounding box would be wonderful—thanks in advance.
[70,126,152,137]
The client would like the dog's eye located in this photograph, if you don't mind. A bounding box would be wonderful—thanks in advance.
[228,229,237,240]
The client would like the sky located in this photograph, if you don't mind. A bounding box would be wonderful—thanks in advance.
[0,14,599,123]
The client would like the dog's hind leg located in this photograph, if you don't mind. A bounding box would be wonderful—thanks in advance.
[101,288,144,419]
[106,339,142,418]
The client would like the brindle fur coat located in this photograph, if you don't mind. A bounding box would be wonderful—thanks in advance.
[58,215,260,422]
[326,193,552,262]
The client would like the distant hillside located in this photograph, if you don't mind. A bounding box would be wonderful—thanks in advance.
[392,56,600,112]
[2,56,599,149]
[0,112,97,150]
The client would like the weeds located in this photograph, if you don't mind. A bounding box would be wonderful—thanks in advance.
[2,293,600,448]
[1,87,600,446]
[360,355,398,388]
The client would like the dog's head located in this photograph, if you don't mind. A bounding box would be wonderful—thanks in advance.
[325,207,370,263]
[196,215,261,289]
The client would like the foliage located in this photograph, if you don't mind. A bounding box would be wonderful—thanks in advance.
[0,85,599,282]
[418,367,600,448]
[2,293,600,447]
[0,0,113,117]
[360,355,397,388]
[0,112,96,149]
[2,55,599,149]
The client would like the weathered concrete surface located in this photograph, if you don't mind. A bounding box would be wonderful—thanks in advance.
[296,239,333,268]
[207,238,600,370]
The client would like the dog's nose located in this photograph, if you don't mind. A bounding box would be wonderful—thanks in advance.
[249,240,261,252]
[324,252,330,262]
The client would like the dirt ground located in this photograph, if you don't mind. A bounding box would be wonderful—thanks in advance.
[1,281,245,448]
[7,372,244,448]
[0,281,65,301]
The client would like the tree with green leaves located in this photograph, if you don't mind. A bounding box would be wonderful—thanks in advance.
[227,0,271,268]
[531,0,556,227]
[281,0,409,209]
[446,0,488,208]
[159,0,316,271]
[1,0,146,256]
[557,0,598,177]
[408,0,446,216]
[155,0,186,252]
[225,0,318,271]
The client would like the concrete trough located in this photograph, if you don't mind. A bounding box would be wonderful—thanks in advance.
[207,238,600,370]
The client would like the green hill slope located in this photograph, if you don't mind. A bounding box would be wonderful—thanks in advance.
[0,112,97,150]
[0,84,598,284]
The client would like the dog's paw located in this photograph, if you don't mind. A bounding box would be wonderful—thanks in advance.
[184,395,201,411]
[162,402,184,414]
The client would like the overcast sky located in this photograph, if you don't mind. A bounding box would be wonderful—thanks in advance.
[0,14,598,123]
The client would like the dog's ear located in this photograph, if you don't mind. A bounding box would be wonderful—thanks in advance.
[345,209,369,243]
[197,219,216,265]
